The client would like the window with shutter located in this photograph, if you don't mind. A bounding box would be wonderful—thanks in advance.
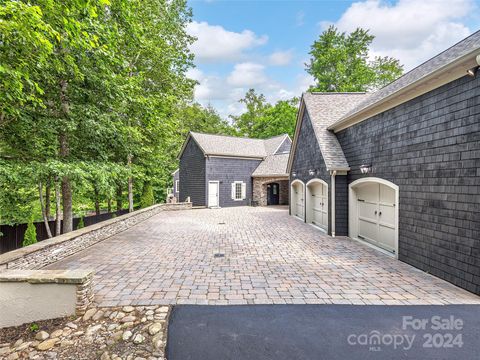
[232,181,245,201]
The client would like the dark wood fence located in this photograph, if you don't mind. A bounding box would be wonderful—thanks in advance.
[0,209,129,255]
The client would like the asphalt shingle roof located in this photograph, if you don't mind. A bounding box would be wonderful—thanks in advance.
[335,30,480,126]
[189,132,288,158]
[252,153,290,177]
[302,92,369,170]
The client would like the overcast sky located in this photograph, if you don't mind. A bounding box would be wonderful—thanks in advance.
[186,0,480,118]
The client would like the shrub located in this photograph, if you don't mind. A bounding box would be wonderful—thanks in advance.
[23,218,37,247]
[77,216,85,230]
[140,182,155,208]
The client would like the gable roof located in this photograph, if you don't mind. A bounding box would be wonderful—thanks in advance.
[288,92,368,172]
[329,30,480,131]
[252,153,290,177]
[178,132,290,159]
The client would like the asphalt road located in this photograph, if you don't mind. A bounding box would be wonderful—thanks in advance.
[167,305,480,360]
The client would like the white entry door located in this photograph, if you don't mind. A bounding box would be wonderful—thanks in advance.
[311,182,328,230]
[356,183,396,253]
[208,181,219,207]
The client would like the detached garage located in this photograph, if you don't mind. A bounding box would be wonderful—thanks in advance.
[288,31,480,296]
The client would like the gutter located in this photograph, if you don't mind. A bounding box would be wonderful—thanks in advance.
[330,170,336,237]
[328,50,480,132]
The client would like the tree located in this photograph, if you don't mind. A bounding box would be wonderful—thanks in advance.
[251,98,298,139]
[140,182,155,208]
[0,0,195,233]
[230,89,298,139]
[306,26,403,92]
[230,89,271,137]
[23,217,37,246]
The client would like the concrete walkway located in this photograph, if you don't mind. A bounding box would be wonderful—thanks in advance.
[46,206,480,307]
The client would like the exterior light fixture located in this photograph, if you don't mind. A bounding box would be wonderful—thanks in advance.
[308,169,315,176]
[359,164,372,174]
[467,66,479,77]
[292,172,297,178]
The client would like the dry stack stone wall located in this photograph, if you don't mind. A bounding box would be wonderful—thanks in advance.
[0,203,192,271]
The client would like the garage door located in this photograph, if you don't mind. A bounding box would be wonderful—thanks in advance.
[307,180,328,231]
[356,182,396,253]
[291,181,304,220]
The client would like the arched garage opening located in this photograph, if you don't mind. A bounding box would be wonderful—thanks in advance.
[349,177,399,257]
[306,179,328,232]
[290,180,305,221]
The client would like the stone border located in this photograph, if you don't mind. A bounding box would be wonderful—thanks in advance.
[0,203,191,271]
[0,269,94,327]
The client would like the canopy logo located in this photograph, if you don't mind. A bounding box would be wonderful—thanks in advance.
[347,330,415,351]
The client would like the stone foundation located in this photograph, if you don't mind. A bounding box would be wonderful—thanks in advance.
[0,203,192,271]
[252,177,289,206]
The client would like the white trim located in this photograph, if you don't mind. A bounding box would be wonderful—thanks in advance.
[272,134,291,155]
[305,178,329,232]
[175,180,179,193]
[208,180,220,208]
[171,169,179,175]
[348,177,399,259]
[290,179,305,222]
[329,52,479,132]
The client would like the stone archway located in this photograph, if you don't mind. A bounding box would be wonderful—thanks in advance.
[253,177,289,206]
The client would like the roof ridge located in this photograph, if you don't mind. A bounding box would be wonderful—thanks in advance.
[306,92,367,95]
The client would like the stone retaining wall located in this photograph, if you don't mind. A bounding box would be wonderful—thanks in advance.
[0,203,191,271]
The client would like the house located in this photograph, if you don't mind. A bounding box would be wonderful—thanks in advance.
[177,132,291,207]
[288,32,480,295]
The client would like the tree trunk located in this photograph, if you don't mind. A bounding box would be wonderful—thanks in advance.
[39,181,53,238]
[107,198,112,213]
[45,179,51,219]
[116,185,122,211]
[128,154,134,213]
[54,177,61,236]
[94,186,100,215]
[59,79,73,233]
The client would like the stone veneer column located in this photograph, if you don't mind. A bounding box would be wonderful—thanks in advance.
[253,177,289,206]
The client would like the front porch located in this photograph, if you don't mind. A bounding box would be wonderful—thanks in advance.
[252,176,289,206]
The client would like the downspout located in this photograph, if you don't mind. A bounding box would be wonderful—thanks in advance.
[330,170,336,237]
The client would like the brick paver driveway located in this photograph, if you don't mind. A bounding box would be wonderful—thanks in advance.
[47,206,480,307]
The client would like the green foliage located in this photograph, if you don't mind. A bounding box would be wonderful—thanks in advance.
[230,89,298,139]
[306,26,403,92]
[77,216,85,230]
[0,0,196,225]
[140,182,155,208]
[29,323,39,332]
[23,217,37,247]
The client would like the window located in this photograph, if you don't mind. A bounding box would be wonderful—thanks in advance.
[175,180,179,193]
[231,181,246,201]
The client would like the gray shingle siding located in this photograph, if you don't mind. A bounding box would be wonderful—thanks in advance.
[336,74,480,295]
[290,111,332,233]
[179,138,206,206]
[276,137,292,154]
[206,157,262,207]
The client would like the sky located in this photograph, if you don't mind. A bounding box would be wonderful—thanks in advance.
[186,0,480,118]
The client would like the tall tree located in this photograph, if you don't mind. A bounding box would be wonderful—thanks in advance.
[230,89,270,137]
[306,26,403,92]
[229,90,298,139]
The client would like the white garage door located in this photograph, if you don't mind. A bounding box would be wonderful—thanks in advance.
[307,181,328,231]
[291,182,304,220]
[356,182,396,253]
